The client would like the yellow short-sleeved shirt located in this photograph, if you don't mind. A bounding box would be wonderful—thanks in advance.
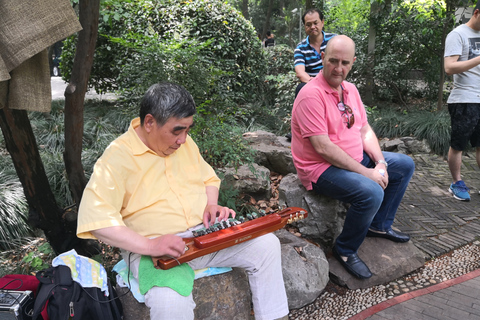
[77,118,220,239]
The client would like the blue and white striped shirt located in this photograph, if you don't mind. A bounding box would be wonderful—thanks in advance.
[294,32,336,76]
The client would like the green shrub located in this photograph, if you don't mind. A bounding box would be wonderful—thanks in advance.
[405,111,450,156]
[190,115,256,170]
[371,108,451,156]
[243,45,297,135]
[0,171,30,250]
[62,0,267,106]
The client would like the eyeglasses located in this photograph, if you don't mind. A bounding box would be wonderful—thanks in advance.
[337,102,355,129]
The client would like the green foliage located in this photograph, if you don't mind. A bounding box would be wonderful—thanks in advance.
[343,1,447,105]
[110,34,224,117]
[29,100,123,208]
[21,242,53,272]
[190,115,256,170]
[0,238,55,276]
[0,171,30,249]
[62,0,267,106]
[371,108,451,155]
[326,0,370,33]
[241,45,297,135]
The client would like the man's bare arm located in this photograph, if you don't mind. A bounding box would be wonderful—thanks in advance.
[444,55,480,75]
[309,133,387,188]
[92,226,186,258]
[295,65,313,83]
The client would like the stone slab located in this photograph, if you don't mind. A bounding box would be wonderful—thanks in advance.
[328,237,425,290]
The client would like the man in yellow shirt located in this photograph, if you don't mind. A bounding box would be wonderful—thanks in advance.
[77,82,288,320]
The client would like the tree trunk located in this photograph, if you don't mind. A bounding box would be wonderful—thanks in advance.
[364,1,380,106]
[261,0,274,39]
[64,0,100,207]
[437,0,456,112]
[242,0,249,20]
[0,106,93,255]
[305,0,313,11]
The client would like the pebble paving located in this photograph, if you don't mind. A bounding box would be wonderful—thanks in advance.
[288,153,480,319]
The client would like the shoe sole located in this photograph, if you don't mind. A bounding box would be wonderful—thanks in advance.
[448,188,470,201]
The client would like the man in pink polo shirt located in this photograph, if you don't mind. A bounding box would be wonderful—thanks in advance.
[291,35,415,279]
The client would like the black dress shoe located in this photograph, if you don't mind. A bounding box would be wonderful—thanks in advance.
[366,228,410,243]
[332,246,372,279]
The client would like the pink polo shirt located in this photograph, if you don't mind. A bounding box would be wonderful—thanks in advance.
[291,71,368,190]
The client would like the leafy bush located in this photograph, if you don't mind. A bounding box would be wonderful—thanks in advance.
[62,0,267,107]
[29,100,123,208]
[243,45,297,135]
[0,171,30,249]
[190,115,256,170]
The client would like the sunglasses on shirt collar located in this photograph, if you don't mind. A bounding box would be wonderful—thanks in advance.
[337,102,355,129]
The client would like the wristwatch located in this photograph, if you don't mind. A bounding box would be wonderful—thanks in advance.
[375,159,388,168]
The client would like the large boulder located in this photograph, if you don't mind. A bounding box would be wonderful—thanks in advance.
[117,268,253,320]
[242,131,296,175]
[278,173,347,249]
[275,229,329,309]
[220,163,271,200]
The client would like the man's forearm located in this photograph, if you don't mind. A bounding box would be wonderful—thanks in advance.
[92,226,153,255]
[361,124,385,165]
[310,135,369,175]
[444,55,480,75]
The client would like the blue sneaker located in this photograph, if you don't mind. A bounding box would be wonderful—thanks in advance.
[449,180,470,201]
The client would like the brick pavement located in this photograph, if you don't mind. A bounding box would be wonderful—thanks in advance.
[359,269,480,320]
[396,152,480,259]
[353,153,480,320]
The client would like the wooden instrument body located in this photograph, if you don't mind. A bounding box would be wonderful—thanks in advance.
[153,206,307,270]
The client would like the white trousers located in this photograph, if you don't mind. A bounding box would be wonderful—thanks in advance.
[123,233,289,320]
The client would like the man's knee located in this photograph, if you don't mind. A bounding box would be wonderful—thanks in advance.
[254,233,281,259]
[145,287,195,319]
[385,152,415,175]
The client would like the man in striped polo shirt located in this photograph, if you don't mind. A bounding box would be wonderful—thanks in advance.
[294,8,336,97]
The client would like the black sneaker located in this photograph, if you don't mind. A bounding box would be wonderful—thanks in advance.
[285,133,292,142]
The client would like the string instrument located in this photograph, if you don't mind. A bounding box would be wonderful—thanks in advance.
[153,206,308,270]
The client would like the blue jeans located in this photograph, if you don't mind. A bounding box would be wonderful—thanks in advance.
[312,152,414,256]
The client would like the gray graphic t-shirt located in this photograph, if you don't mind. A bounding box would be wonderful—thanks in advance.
[444,24,480,103]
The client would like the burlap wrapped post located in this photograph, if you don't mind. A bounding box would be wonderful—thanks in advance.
[0,0,82,112]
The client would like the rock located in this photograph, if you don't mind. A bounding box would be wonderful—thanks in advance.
[278,173,348,248]
[242,130,278,145]
[275,229,329,309]
[400,137,431,154]
[243,130,296,175]
[379,138,408,153]
[328,237,425,290]
[221,163,271,200]
[379,137,431,154]
[192,269,252,320]
[117,268,253,320]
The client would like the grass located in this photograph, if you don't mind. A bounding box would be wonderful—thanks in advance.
[371,108,451,156]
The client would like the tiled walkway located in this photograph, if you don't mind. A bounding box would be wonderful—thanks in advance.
[354,269,480,320]
[352,153,480,320]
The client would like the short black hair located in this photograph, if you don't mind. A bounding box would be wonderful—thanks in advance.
[266,30,272,37]
[139,82,196,126]
[302,8,324,24]
[475,0,480,11]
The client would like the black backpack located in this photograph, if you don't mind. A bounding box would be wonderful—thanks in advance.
[32,265,123,320]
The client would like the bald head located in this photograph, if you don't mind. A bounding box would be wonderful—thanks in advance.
[321,35,356,90]
[324,35,356,59]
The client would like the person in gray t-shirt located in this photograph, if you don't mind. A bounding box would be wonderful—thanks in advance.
[444,1,480,201]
